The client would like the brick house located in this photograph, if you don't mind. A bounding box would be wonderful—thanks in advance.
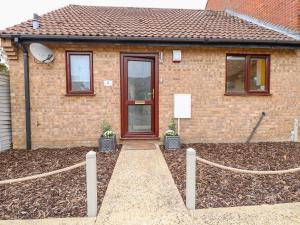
[0,5,300,149]
[206,0,300,33]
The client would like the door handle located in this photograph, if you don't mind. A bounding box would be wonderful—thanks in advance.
[147,89,155,99]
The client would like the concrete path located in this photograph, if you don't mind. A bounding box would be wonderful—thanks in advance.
[0,217,96,225]
[96,145,193,225]
[191,202,300,225]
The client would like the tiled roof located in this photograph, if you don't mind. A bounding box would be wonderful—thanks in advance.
[0,5,297,42]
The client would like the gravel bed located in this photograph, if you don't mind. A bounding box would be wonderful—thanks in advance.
[0,146,121,220]
[162,142,300,209]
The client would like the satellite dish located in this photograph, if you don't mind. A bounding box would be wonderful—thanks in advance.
[29,43,54,63]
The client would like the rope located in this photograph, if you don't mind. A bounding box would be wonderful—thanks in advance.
[196,156,300,175]
[0,161,86,185]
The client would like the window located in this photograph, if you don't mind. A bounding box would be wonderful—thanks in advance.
[226,54,270,95]
[66,51,93,95]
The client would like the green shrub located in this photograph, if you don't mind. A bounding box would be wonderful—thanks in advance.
[168,119,176,132]
[101,120,111,135]
[165,119,177,136]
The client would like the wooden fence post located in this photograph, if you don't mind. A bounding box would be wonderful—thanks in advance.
[86,151,97,217]
[186,148,196,210]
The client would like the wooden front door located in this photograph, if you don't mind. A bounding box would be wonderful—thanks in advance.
[121,53,159,138]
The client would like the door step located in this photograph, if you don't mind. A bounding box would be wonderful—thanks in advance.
[123,142,157,150]
[120,137,160,140]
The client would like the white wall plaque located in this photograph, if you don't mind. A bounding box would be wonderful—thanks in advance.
[104,80,113,86]
[174,94,191,118]
[172,50,181,62]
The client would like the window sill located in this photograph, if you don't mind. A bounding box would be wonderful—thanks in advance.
[65,93,95,97]
[224,93,272,96]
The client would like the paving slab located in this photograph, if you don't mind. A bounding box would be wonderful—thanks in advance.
[0,217,96,225]
[96,145,194,225]
[191,202,300,225]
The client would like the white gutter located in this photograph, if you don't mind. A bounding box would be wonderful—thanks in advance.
[225,9,300,41]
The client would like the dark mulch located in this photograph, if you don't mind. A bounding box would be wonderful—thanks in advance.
[0,146,121,220]
[0,147,94,180]
[161,142,300,209]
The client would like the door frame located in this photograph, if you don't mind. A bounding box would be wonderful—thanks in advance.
[120,52,159,139]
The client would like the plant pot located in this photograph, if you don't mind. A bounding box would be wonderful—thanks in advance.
[164,135,181,150]
[99,135,117,151]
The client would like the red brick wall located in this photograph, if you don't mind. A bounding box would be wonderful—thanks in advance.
[206,0,300,33]
[7,43,300,149]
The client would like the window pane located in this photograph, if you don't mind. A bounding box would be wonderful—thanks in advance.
[250,58,267,91]
[128,60,152,100]
[70,55,90,92]
[226,56,246,93]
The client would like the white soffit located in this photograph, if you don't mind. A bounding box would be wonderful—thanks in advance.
[225,9,300,41]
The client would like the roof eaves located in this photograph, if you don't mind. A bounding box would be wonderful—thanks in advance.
[1,34,300,48]
[225,9,300,41]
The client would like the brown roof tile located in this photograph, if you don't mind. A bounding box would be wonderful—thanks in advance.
[0,5,296,42]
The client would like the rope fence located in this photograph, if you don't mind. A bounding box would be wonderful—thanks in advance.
[186,147,300,210]
[0,151,98,217]
[196,156,300,175]
[0,161,86,185]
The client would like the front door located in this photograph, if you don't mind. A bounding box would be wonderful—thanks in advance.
[121,53,158,138]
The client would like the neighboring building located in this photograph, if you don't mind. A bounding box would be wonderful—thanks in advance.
[0,47,8,65]
[0,5,300,149]
[0,47,8,74]
[206,0,300,33]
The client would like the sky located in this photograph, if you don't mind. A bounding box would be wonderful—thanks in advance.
[0,0,208,30]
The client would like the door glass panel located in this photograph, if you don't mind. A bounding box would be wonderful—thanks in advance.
[128,60,152,100]
[128,105,151,132]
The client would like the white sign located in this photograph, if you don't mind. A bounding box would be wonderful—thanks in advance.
[172,50,182,62]
[104,80,113,86]
[174,94,191,118]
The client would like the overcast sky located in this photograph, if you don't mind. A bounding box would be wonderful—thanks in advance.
[0,0,208,30]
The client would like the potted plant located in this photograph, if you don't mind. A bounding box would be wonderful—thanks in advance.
[164,119,181,150]
[99,120,117,151]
